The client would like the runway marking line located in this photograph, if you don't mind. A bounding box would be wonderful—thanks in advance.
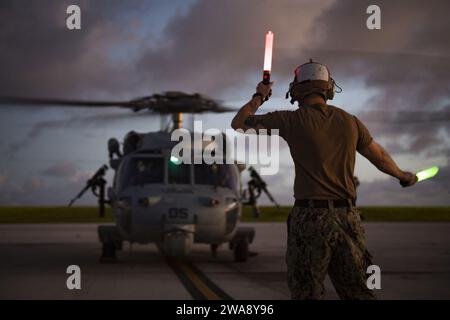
[166,258,233,300]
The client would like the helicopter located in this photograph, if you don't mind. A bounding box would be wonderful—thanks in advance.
[0,92,279,263]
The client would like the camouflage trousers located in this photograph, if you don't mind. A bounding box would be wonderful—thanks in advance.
[286,205,376,300]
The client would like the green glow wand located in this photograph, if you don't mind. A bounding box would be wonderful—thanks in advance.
[400,166,439,187]
[416,166,439,182]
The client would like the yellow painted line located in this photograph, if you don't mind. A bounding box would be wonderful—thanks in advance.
[173,260,221,300]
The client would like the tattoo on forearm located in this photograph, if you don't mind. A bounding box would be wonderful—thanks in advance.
[244,115,264,128]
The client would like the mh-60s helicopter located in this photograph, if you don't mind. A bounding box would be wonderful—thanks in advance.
[0,92,279,263]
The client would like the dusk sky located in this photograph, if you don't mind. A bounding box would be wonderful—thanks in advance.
[0,0,449,206]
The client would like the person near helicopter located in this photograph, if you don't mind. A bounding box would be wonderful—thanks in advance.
[231,60,417,299]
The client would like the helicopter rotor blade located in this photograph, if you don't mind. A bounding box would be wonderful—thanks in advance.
[0,96,131,108]
[0,92,234,114]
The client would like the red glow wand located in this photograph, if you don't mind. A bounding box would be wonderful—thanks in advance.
[263,31,274,84]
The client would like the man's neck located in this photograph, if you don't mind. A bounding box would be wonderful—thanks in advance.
[303,95,326,107]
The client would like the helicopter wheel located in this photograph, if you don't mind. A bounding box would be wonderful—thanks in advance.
[115,240,123,251]
[233,238,249,262]
[100,242,117,263]
[210,244,219,257]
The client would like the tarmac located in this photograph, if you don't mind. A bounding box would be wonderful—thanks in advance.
[1,222,449,299]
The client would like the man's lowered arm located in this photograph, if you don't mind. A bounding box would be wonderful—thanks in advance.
[359,140,417,187]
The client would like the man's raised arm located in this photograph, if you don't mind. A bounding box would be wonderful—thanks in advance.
[231,82,272,131]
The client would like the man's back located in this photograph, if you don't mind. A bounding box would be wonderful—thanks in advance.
[260,103,373,200]
[231,77,416,300]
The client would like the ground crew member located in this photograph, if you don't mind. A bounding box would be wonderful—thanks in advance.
[231,60,417,300]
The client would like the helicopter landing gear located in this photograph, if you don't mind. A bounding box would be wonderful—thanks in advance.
[98,225,122,263]
[210,244,219,257]
[163,231,194,257]
[100,241,117,263]
[229,227,255,263]
[233,238,249,262]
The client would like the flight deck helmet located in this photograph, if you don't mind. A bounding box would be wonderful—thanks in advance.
[285,59,338,106]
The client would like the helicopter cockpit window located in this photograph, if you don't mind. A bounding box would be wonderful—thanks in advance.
[194,164,238,192]
[122,157,164,187]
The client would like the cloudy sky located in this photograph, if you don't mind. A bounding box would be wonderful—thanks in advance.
[0,0,449,206]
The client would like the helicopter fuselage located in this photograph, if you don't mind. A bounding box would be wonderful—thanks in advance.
[112,183,240,249]
[106,135,244,257]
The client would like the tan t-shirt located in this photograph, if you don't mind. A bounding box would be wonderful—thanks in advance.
[256,103,373,200]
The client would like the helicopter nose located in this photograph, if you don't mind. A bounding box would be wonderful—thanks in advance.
[138,196,162,207]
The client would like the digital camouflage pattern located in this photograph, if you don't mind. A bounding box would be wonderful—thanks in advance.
[286,205,376,300]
